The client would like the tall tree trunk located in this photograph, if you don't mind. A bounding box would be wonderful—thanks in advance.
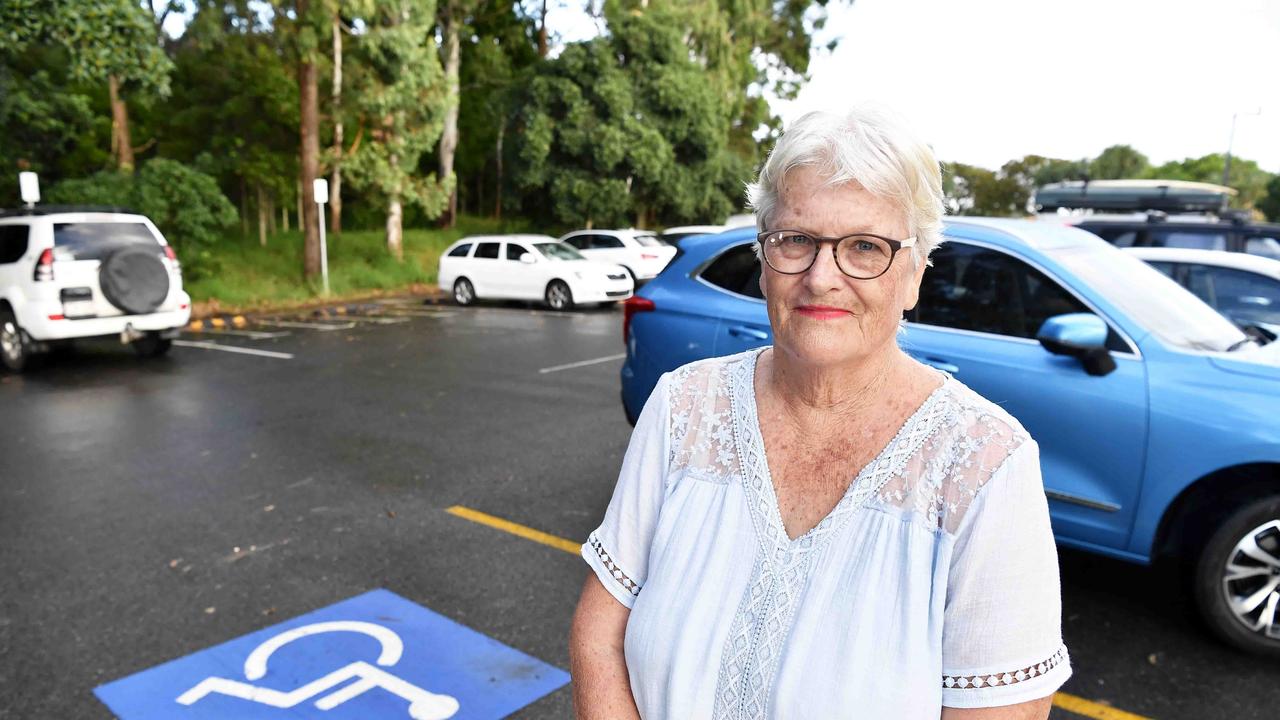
[240,176,249,237]
[438,2,461,227]
[299,2,322,279]
[108,75,135,173]
[296,179,303,233]
[257,182,268,246]
[494,121,504,219]
[330,12,344,234]
[387,193,404,261]
[282,203,290,232]
[268,192,277,235]
[537,0,548,57]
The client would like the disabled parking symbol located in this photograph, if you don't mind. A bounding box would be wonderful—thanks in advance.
[95,590,569,719]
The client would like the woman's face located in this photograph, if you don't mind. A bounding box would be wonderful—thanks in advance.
[760,166,926,368]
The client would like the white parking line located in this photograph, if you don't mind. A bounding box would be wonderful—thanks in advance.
[183,328,292,339]
[538,353,627,374]
[257,319,357,331]
[173,340,295,359]
[328,316,410,324]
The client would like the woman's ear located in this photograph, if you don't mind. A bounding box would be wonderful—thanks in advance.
[902,253,927,312]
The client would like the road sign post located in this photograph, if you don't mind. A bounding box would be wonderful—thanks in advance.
[313,178,330,296]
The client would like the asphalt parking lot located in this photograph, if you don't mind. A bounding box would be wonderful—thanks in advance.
[0,298,1276,719]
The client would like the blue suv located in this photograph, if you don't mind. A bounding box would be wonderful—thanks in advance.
[621,219,1280,657]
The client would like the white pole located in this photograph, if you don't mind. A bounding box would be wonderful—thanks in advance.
[313,178,330,296]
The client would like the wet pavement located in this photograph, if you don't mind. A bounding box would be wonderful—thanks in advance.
[0,299,1274,719]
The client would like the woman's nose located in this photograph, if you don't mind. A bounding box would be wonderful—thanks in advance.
[804,242,845,290]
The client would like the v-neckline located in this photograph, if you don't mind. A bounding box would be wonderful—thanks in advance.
[741,346,951,549]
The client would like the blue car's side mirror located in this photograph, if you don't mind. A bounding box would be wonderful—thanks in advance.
[1037,313,1117,377]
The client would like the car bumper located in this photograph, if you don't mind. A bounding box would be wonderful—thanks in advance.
[19,297,192,341]
[569,279,634,303]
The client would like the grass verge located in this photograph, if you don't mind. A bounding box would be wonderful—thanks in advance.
[185,215,529,316]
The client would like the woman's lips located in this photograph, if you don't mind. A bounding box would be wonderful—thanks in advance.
[794,305,852,320]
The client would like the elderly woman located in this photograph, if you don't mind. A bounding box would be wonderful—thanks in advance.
[569,106,1071,719]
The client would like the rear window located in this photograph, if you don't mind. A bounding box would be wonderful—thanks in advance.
[53,222,160,261]
[634,234,667,247]
[1149,228,1226,251]
[700,243,763,299]
[0,224,29,264]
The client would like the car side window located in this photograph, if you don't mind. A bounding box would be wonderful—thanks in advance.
[447,243,472,258]
[474,242,500,259]
[913,242,1127,350]
[1245,236,1280,260]
[1188,265,1280,322]
[504,243,526,261]
[0,225,30,264]
[1088,227,1140,248]
[699,243,763,299]
[1149,229,1226,251]
[1145,260,1179,280]
[563,235,586,250]
[594,235,625,249]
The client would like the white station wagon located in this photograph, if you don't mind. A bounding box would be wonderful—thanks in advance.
[558,229,677,282]
[438,234,633,310]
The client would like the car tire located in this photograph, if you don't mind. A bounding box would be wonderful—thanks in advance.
[1,309,32,373]
[1194,494,1280,658]
[453,278,476,306]
[545,280,574,311]
[132,332,172,359]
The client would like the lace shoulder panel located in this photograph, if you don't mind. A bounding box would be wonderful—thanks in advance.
[873,381,1031,534]
[667,352,749,484]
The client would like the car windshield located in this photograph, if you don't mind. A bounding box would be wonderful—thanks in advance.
[535,242,584,261]
[1049,243,1251,353]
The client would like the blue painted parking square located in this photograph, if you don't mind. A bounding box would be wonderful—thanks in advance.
[94,589,569,719]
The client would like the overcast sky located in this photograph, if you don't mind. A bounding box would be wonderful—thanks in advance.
[548,0,1280,172]
[775,0,1280,171]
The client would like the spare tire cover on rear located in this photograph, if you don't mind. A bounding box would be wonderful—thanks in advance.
[99,247,170,315]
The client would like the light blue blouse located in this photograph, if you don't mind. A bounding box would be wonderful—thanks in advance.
[583,348,1071,719]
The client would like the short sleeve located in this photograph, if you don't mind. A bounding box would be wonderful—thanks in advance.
[581,373,672,609]
[941,439,1072,708]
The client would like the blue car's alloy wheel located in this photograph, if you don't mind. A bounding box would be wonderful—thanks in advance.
[1196,496,1280,658]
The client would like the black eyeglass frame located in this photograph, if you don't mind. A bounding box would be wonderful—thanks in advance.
[756,229,918,280]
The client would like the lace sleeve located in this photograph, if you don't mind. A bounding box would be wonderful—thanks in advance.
[580,373,672,609]
[941,440,1072,708]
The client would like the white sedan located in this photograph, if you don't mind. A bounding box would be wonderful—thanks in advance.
[558,229,677,282]
[1126,246,1280,338]
[438,234,633,310]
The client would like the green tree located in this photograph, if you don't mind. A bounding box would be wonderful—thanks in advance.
[0,0,175,173]
[514,2,746,228]
[1258,175,1280,222]
[344,0,451,259]
[1089,144,1149,180]
[1148,153,1271,210]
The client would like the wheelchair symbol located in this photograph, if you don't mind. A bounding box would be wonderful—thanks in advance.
[175,620,460,719]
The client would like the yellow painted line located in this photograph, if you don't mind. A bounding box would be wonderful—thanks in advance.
[445,505,581,556]
[1053,692,1151,720]
[445,507,1155,720]
[210,317,226,328]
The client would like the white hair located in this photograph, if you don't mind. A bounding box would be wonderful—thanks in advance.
[746,105,946,265]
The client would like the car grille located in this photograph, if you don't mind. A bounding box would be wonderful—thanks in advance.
[606,290,629,297]
[608,273,627,280]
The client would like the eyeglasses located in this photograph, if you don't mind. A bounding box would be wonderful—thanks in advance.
[757,229,916,280]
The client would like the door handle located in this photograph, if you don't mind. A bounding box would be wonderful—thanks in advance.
[728,325,769,341]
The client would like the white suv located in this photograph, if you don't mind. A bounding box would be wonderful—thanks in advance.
[558,229,677,282]
[0,208,191,372]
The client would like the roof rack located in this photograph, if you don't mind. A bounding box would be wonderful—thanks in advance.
[0,204,140,218]
[1035,179,1235,214]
